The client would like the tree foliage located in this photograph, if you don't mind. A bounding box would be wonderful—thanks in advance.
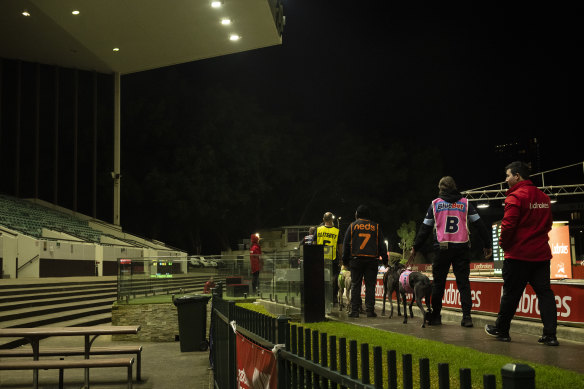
[397,220,417,260]
[120,70,443,254]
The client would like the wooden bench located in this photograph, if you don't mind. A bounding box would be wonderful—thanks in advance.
[0,345,143,381]
[0,357,134,389]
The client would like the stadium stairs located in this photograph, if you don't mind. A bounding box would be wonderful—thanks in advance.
[0,274,217,349]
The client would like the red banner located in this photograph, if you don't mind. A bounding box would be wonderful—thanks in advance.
[370,275,584,324]
[236,332,277,389]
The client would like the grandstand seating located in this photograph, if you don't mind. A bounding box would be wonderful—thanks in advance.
[0,194,102,242]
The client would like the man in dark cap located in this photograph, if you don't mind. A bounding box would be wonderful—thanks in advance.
[342,205,389,317]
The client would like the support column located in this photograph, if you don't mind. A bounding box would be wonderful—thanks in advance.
[113,72,121,226]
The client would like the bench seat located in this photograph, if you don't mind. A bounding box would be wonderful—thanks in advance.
[0,345,142,380]
[0,357,134,389]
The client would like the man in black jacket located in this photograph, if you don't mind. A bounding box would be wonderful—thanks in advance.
[411,176,492,327]
[342,205,389,318]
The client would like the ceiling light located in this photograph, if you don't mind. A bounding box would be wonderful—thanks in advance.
[72,10,80,15]
[221,18,231,25]
[477,203,490,209]
[22,10,31,17]
[211,1,222,8]
[229,34,240,41]
[113,47,120,52]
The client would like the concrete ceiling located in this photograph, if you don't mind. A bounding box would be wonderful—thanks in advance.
[0,0,284,75]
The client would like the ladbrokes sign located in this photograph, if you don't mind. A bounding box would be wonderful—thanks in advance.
[439,279,584,324]
[549,224,572,279]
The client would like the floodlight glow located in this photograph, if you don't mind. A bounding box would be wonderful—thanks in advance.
[22,10,31,17]
[229,34,240,41]
[211,1,222,8]
[72,10,80,15]
[113,47,120,52]
[221,18,231,25]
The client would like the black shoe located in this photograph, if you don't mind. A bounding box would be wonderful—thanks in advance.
[485,324,511,342]
[366,311,377,318]
[461,315,473,328]
[348,311,360,318]
[538,335,559,346]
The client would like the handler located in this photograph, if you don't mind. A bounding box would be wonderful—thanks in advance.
[316,212,340,306]
[485,161,559,345]
[411,176,492,327]
[342,205,388,317]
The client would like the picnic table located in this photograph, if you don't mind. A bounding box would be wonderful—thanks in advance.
[0,325,140,388]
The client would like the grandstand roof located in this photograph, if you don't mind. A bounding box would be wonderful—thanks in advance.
[0,0,284,74]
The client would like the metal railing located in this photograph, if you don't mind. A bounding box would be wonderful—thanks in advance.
[210,291,534,389]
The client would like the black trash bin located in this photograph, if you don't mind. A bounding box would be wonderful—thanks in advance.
[172,294,212,352]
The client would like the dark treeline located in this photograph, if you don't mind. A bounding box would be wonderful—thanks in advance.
[120,69,444,254]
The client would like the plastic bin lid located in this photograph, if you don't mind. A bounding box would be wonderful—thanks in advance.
[172,294,212,306]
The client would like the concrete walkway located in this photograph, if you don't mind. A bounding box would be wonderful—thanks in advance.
[328,302,584,374]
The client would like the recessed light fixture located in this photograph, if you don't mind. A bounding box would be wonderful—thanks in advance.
[221,18,231,25]
[22,10,31,17]
[229,34,240,41]
[211,1,222,8]
[113,48,120,52]
[72,10,80,15]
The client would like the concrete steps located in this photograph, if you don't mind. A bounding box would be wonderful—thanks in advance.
[0,273,222,349]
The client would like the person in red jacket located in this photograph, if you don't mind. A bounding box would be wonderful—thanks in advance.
[485,161,559,346]
[250,234,262,294]
[203,277,215,294]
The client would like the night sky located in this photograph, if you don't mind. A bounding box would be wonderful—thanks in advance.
[125,2,579,187]
[114,2,583,253]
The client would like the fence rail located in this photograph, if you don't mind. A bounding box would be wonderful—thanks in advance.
[210,290,533,388]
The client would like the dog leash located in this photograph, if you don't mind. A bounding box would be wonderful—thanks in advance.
[404,251,415,269]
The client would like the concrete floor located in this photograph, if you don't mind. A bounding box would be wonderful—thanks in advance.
[0,334,213,389]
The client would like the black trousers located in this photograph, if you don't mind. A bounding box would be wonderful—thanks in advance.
[432,246,472,316]
[495,259,557,335]
[350,257,378,313]
[252,271,259,293]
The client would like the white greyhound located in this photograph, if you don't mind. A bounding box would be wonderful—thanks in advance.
[338,266,352,312]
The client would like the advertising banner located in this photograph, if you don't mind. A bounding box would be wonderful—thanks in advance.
[236,332,277,389]
[549,224,572,279]
[370,276,584,324]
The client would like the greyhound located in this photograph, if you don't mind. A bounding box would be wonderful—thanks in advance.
[338,266,352,312]
[399,269,433,327]
[381,261,405,318]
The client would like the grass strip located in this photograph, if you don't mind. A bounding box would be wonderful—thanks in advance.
[237,303,584,389]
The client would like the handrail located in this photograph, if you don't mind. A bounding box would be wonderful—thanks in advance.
[17,254,40,272]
